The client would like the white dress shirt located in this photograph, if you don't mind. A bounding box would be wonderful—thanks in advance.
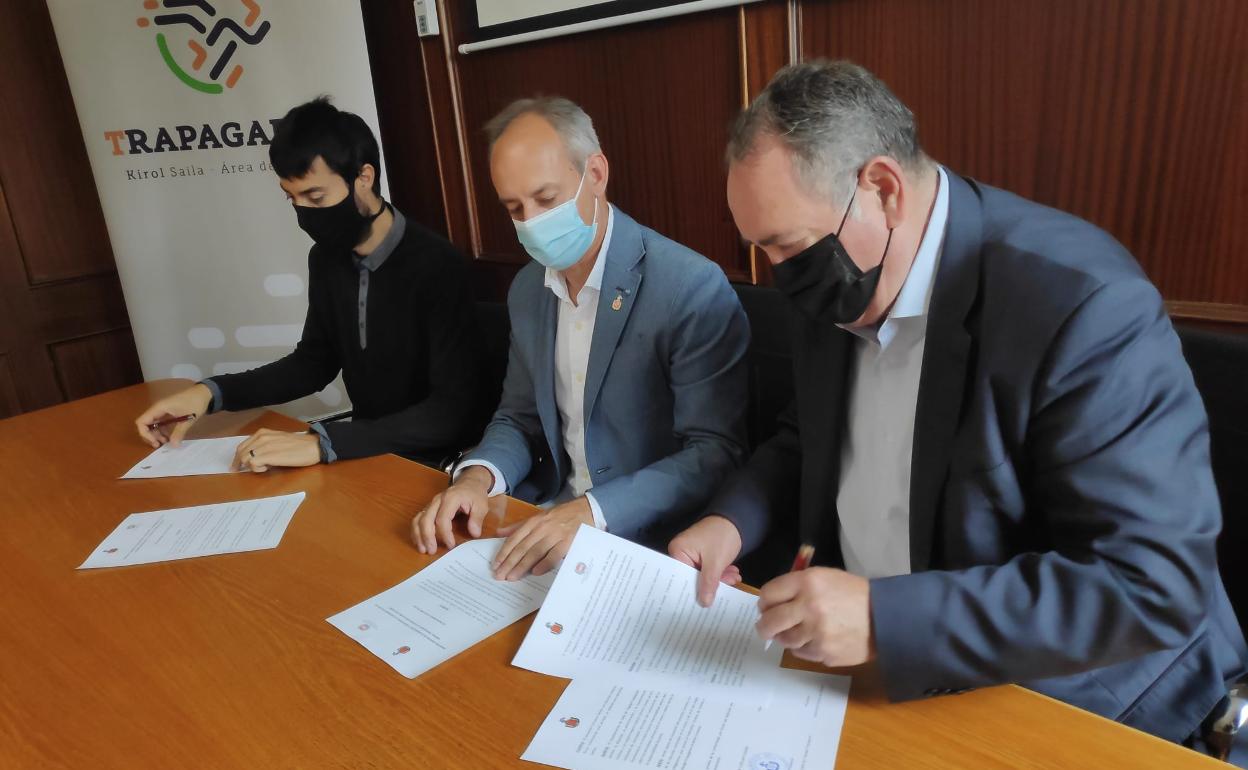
[836,167,949,579]
[458,206,615,530]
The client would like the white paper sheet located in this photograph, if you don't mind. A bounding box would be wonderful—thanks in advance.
[328,538,555,679]
[78,492,305,569]
[522,667,850,770]
[513,526,783,701]
[121,436,248,479]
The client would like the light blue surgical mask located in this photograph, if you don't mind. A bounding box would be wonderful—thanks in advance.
[512,170,598,271]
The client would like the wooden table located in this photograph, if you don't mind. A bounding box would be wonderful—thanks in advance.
[0,381,1222,769]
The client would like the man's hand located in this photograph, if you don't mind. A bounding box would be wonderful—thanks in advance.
[668,515,744,607]
[232,428,321,472]
[134,384,212,448]
[411,465,495,554]
[491,497,594,581]
[756,567,875,667]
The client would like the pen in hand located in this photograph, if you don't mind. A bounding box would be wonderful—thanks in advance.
[148,413,196,430]
[763,543,815,651]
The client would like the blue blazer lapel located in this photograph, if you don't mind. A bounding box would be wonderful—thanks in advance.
[532,288,564,479]
[584,210,645,423]
[909,172,983,571]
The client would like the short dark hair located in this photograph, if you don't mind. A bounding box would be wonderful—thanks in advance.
[269,96,382,195]
[728,60,928,201]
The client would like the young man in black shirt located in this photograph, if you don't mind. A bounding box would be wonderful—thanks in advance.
[135,98,483,469]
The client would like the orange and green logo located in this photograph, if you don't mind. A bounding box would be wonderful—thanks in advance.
[136,0,271,94]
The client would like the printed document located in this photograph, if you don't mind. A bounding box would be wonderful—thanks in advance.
[121,436,247,479]
[329,538,555,679]
[522,666,850,770]
[513,526,784,700]
[79,492,305,569]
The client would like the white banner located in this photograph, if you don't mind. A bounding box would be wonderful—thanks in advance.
[47,0,387,419]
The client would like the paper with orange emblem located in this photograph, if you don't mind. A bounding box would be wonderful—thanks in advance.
[522,667,848,770]
[513,525,786,702]
[328,538,555,679]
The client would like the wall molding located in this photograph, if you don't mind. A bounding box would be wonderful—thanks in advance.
[1166,301,1248,326]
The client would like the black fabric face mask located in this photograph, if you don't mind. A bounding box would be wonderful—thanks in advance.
[772,186,894,324]
[294,180,383,253]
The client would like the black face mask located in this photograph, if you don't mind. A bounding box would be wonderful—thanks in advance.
[772,186,894,324]
[294,181,383,253]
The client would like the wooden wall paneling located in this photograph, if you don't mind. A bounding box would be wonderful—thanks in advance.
[0,185,19,351]
[799,0,1248,320]
[362,2,828,294]
[741,0,797,286]
[0,179,65,413]
[49,329,143,402]
[0,355,20,419]
[359,1,494,299]
[741,1,797,130]
[27,274,132,347]
[1206,20,1248,321]
[359,1,496,297]
[1168,301,1248,326]
[424,0,483,257]
[802,0,1051,219]
[0,0,142,417]
[422,2,756,287]
[0,0,117,284]
[358,0,448,238]
[361,0,1248,315]
[0,177,138,415]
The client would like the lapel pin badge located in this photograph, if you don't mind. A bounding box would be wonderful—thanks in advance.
[611,294,623,311]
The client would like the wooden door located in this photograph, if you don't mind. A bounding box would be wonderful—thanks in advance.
[0,0,141,418]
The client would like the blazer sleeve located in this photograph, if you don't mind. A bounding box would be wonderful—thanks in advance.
[587,261,751,541]
[703,397,801,555]
[869,276,1222,700]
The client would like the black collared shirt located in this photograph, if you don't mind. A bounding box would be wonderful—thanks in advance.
[205,207,484,461]
[351,205,408,349]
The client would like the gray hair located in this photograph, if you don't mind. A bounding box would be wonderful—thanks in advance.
[728,60,930,202]
[484,96,602,172]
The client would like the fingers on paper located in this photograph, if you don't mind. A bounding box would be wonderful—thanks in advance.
[495,516,570,581]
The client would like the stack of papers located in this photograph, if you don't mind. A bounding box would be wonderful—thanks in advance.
[515,526,850,770]
[329,525,850,770]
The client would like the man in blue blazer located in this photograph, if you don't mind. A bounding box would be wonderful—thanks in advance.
[412,96,750,584]
[670,60,1247,755]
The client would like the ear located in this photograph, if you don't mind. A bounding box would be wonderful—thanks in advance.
[585,153,609,197]
[861,156,906,229]
[355,162,376,196]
